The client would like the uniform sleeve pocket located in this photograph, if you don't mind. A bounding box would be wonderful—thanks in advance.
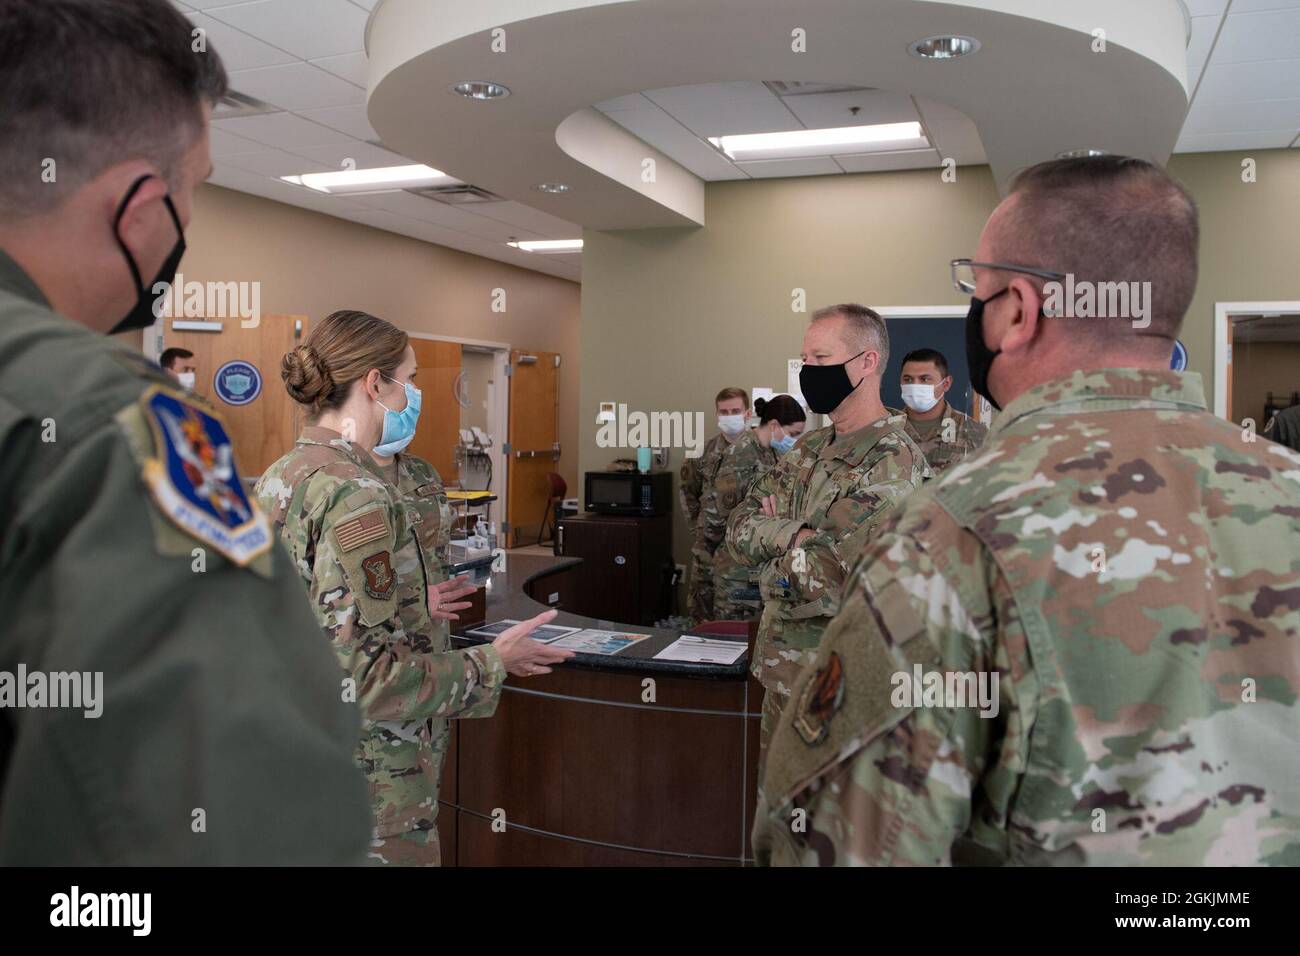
[326,505,399,628]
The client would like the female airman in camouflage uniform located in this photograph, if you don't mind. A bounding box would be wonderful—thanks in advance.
[255,311,569,866]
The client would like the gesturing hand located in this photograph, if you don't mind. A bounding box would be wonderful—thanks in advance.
[427,574,478,621]
[492,609,577,677]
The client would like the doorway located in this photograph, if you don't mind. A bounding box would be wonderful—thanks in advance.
[1214,302,1300,429]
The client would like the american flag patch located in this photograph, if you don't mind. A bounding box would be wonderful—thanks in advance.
[334,509,389,553]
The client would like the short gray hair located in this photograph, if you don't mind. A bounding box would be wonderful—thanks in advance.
[811,303,889,370]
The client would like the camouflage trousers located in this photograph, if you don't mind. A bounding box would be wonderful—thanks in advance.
[686,544,716,624]
[367,826,440,867]
[712,570,762,622]
[756,687,788,785]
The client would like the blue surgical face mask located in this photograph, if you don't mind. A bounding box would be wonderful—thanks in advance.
[771,429,798,456]
[373,374,422,457]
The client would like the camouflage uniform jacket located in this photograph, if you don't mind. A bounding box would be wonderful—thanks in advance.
[679,432,728,525]
[725,414,929,696]
[709,431,778,591]
[256,427,505,838]
[902,401,989,476]
[393,453,456,580]
[756,369,1300,866]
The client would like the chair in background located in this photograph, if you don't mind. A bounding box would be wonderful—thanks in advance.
[537,471,566,545]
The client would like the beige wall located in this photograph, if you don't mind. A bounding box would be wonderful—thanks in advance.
[181,183,582,496]
[579,148,1300,577]
[1231,339,1300,427]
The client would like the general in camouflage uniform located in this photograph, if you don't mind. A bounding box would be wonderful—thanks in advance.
[725,414,929,757]
[709,431,778,621]
[756,368,1300,865]
[679,432,729,621]
[256,428,506,867]
[903,401,988,476]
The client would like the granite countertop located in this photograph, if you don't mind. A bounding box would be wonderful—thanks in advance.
[451,551,751,681]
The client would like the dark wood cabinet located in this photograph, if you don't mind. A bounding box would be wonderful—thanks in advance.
[555,512,672,625]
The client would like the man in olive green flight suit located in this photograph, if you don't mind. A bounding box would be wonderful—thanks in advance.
[0,0,369,864]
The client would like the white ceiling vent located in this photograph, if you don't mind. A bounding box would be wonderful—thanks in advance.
[408,184,505,205]
[212,90,279,120]
[763,81,873,97]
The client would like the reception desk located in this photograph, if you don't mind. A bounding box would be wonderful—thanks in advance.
[441,551,763,865]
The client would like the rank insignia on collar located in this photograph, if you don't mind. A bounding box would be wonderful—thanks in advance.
[138,386,272,566]
[361,551,396,600]
[792,651,845,746]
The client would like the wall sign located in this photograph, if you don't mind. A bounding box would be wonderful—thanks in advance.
[1171,339,1188,371]
[214,360,263,406]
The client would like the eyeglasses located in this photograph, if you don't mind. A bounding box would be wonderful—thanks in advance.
[951,258,1066,295]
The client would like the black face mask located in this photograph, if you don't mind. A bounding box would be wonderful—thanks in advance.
[799,350,865,415]
[965,290,1007,411]
[110,174,186,335]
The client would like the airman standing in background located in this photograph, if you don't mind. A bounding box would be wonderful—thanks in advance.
[898,346,988,476]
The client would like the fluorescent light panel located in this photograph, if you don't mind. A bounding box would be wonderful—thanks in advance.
[508,239,583,254]
[281,164,456,195]
[710,122,928,161]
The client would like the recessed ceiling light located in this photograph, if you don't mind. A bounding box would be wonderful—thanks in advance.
[452,81,510,100]
[507,239,583,254]
[1056,148,1109,159]
[709,122,928,162]
[280,164,455,195]
[534,183,571,194]
[909,35,980,60]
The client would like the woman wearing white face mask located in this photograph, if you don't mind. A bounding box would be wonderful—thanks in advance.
[255,310,572,866]
[711,395,807,622]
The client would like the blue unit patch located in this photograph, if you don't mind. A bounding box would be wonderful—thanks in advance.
[214,359,262,406]
[1170,339,1188,371]
[139,386,272,566]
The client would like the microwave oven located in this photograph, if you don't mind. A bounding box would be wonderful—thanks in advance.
[584,470,672,516]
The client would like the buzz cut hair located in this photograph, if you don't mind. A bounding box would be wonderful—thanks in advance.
[0,0,228,218]
[811,303,889,370]
[999,155,1199,340]
[901,347,949,377]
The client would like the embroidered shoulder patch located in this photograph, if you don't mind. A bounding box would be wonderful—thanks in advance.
[792,651,845,746]
[335,508,390,553]
[361,551,396,599]
[138,385,272,567]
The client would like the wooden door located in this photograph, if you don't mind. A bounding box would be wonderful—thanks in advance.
[1225,315,1235,423]
[408,339,462,482]
[163,314,307,477]
[506,349,560,547]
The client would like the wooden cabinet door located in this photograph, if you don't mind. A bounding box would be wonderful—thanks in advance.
[163,314,308,477]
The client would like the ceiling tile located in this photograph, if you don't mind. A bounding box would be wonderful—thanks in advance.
[1182,97,1300,134]
[288,140,416,169]
[664,95,803,139]
[186,12,297,72]
[779,89,918,130]
[310,51,370,87]
[734,156,842,179]
[1229,0,1300,11]
[206,0,368,60]
[602,107,747,181]
[595,93,653,112]
[345,194,545,241]
[1174,128,1297,151]
[643,82,777,113]
[1185,15,1223,91]
[1211,9,1300,65]
[222,148,334,178]
[834,149,942,174]
[1195,59,1300,104]
[297,104,378,141]
[213,111,357,148]
[208,126,267,158]
[472,201,581,238]
[228,62,364,111]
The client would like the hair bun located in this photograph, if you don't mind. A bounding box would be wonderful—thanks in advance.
[753,396,768,416]
[282,344,334,408]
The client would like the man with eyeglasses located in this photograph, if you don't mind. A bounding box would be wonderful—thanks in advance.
[755,155,1300,866]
